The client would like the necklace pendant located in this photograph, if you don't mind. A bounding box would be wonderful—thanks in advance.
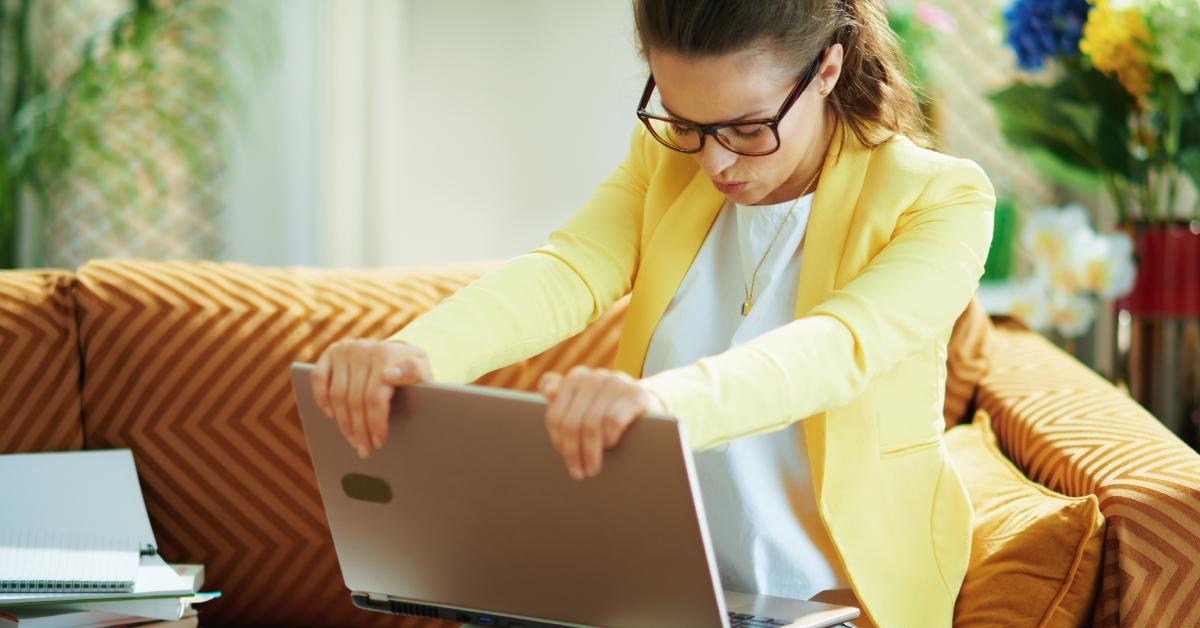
[741,298,751,316]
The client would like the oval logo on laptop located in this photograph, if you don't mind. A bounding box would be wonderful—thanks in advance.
[341,473,393,504]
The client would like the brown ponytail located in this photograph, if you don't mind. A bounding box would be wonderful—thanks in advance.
[633,0,928,151]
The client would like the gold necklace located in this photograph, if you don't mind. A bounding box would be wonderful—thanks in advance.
[741,169,821,316]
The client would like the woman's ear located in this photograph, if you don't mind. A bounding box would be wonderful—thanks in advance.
[817,43,844,97]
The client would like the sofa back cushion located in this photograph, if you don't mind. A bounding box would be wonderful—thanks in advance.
[71,259,626,627]
[0,270,84,453]
[67,257,992,626]
[947,409,1105,627]
[944,298,993,428]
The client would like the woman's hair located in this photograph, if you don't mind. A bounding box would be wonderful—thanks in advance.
[632,0,928,151]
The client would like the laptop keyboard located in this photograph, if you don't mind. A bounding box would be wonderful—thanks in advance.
[727,611,791,626]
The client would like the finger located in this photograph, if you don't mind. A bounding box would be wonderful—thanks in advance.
[409,353,433,382]
[538,372,562,399]
[381,361,407,385]
[543,373,571,460]
[329,349,355,446]
[363,346,389,450]
[578,377,627,478]
[365,358,392,451]
[559,370,601,480]
[545,371,587,476]
[346,347,372,458]
[602,396,644,449]
[366,384,392,451]
[311,351,333,417]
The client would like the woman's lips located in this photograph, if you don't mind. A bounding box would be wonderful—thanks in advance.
[714,181,746,195]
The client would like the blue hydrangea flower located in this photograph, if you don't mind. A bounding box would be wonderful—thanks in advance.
[1004,0,1092,70]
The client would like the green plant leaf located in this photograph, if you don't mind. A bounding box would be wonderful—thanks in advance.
[989,83,1104,173]
[1024,148,1105,192]
[1068,66,1140,180]
[1180,148,1200,200]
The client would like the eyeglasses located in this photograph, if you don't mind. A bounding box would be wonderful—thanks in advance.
[635,50,825,157]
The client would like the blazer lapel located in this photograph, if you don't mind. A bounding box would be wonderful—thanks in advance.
[613,169,725,378]
[795,123,873,496]
[794,123,872,317]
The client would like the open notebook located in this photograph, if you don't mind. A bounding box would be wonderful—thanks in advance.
[0,450,158,594]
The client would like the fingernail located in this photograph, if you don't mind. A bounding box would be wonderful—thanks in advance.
[357,444,369,459]
[385,366,403,379]
[372,435,383,449]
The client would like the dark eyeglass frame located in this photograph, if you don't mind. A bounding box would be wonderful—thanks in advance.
[636,48,827,157]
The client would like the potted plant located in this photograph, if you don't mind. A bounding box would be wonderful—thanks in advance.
[1,0,264,269]
[991,0,1200,443]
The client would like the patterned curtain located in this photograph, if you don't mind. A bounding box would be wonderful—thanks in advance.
[21,0,250,268]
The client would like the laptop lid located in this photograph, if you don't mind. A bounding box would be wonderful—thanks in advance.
[290,363,730,628]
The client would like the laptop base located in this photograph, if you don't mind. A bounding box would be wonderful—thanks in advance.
[351,590,859,628]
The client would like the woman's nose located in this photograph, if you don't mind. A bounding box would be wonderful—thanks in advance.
[696,139,738,179]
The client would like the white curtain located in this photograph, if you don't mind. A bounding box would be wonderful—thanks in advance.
[222,0,645,268]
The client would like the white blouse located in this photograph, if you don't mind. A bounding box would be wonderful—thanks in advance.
[641,193,850,601]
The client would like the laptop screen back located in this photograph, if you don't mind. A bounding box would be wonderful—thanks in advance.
[291,364,727,628]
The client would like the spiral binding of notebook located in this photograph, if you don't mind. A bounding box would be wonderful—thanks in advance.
[0,529,143,593]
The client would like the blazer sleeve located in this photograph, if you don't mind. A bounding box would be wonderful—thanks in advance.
[385,125,652,384]
[641,157,996,450]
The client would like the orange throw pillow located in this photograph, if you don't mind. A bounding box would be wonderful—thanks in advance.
[946,410,1105,627]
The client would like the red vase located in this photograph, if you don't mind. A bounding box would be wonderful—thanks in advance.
[1115,222,1200,449]
[1119,223,1200,316]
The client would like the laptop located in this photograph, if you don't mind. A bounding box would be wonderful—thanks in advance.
[291,363,860,628]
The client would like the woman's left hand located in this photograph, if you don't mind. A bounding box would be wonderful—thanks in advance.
[538,366,665,480]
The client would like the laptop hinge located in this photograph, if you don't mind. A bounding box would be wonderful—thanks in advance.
[367,592,388,603]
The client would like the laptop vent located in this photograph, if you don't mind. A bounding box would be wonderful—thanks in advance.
[391,601,441,619]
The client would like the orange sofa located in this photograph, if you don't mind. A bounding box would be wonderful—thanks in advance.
[2,259,1197,627]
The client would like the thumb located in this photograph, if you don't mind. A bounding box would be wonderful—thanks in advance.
[382,363,407,384]
[537,372,561,398]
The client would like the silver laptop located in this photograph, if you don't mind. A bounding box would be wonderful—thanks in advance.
[291,363,859,628]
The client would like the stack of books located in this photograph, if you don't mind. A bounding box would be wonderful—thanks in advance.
[0,451,222,627]
[0,562,216,627]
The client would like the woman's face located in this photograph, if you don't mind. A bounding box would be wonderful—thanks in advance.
[647,45,843,206]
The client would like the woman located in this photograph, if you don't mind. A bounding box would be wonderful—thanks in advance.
[311,1,994,625]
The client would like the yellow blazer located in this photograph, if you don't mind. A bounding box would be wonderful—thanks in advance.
[390,121,995,626]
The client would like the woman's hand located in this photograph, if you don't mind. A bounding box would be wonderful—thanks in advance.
[538,366,665,480]
[310,340,432,459]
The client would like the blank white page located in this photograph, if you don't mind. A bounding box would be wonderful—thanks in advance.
[0,449,157,592]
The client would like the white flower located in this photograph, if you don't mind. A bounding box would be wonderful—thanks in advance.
[1022,205,1090,265]
[1013,203,1126,340]
[1049,292,1097,338]
[1046,260,1081,294]
[1010,276,1052,332]
[1071,231,1136,299]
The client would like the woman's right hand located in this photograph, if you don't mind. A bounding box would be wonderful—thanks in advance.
[310,339,433,459]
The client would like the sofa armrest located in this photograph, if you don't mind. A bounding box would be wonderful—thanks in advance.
[977,321,1200,628]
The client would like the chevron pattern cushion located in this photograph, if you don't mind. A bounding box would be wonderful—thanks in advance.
[978,322,1200,628]
[947,410,1104,627]
[0,270,84,453]
[70,259,628,626]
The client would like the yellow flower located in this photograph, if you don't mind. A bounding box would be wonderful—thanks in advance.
[1080,0,1153,101]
